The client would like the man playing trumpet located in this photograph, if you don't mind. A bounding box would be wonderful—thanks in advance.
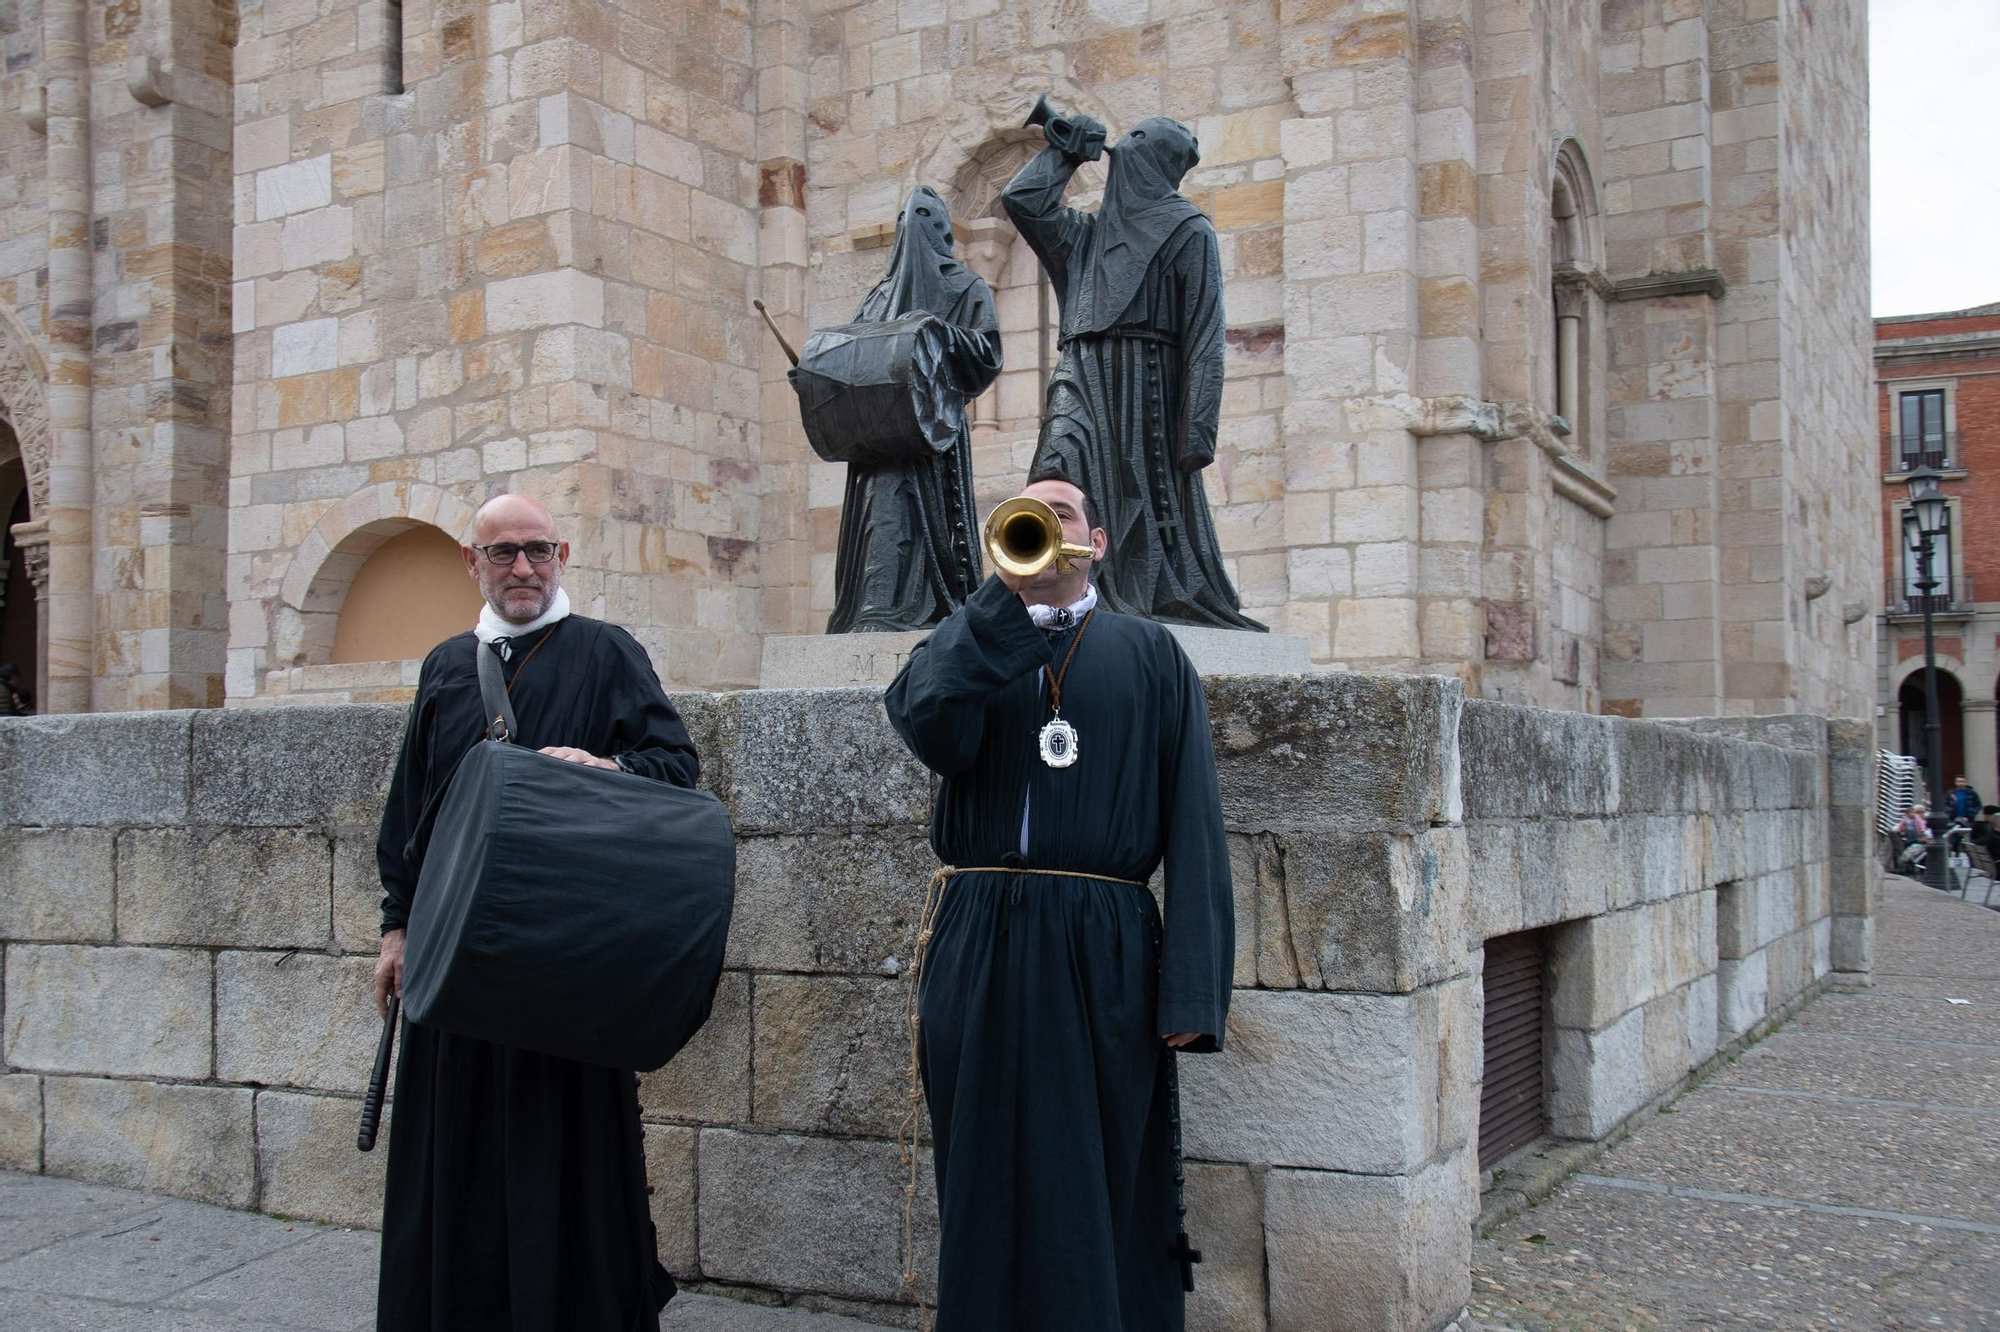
[885,473,1234,1331]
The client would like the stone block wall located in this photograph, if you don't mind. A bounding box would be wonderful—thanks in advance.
[1462,703,1873,1142]
[0,677,1868,1332]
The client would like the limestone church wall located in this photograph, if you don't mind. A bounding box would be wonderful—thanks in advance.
[0,0,1878,723]
[0,678,1872,1332]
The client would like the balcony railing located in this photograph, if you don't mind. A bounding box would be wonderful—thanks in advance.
[1887,572,1974,617]
[1888,433,1959,472]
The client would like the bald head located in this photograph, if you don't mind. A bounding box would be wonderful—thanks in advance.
[472,493,558,544]
[464,492,568,624]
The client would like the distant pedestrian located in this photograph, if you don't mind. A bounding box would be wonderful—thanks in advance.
[1946,775,1982,821]
[0,664,31,716]
[1894,804,1934,874]
[1971,806,2000,855]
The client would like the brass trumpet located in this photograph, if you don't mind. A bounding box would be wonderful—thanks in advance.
[984,495,1094,580]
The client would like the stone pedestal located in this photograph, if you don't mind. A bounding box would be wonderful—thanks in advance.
[760,627,1314,687]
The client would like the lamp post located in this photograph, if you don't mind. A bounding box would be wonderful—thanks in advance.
[1904,466,1950,883]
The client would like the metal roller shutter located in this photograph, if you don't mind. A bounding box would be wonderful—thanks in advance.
[1479,929,1547,1168]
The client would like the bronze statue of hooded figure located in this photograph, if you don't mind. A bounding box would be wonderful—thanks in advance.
[1004,114,1265,631]
[828,186,1003,633]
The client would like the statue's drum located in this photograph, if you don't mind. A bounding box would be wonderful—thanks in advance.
[789,313,965,467]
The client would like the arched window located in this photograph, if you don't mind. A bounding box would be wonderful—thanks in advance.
[1550,140,1604,462]
[330,524,485,663]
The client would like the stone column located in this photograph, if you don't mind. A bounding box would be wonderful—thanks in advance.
[1597,0,1724,717]
[1276,2,1423,670]
[39,0,92,714]
[1961,699,1997,812]
[8,516,49,705]
[92,0,236,709]
[754,0,813,650]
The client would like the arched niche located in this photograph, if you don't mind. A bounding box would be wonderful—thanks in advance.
[911,86,1114,499]
[1549,136,1605,463]
[274,481,480,671]
[330,524,485,664]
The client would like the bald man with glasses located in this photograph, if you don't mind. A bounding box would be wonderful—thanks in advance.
[372,492,700,1331]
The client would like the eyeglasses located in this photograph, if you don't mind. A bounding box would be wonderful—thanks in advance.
[471,541,559,566]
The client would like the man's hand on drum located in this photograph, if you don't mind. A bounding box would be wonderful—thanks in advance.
[538,746,619,770]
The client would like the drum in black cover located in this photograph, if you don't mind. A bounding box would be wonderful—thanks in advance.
[790,311,963,466]
[402,742,736,1072]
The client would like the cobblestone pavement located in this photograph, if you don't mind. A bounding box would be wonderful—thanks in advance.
[1471,876,2000,1332]
[0,1171,893,1331]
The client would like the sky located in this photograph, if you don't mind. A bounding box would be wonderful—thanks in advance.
[1870,0,2000,317]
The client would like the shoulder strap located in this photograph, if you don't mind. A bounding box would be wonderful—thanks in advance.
[474,642,519,744]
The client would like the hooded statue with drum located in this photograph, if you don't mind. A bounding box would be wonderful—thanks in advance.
[774,187,1002,633]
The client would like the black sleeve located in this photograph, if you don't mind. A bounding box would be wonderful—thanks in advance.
[885,576,1050,777]
[377,650,441,934]
[599,626,702,789]
[1001,144,1088,282]
[1155,646,1234,1052]
[1173,222,1226,474]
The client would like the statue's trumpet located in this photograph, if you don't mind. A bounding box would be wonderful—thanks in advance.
[984,495,1094,580]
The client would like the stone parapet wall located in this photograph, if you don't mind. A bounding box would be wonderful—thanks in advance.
[0,680,1869,1332]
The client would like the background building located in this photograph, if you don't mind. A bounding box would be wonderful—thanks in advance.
[1874,301,2000,797]
[0,0,1876,717]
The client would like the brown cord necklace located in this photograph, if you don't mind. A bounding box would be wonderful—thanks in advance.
[1038,608,1094,768]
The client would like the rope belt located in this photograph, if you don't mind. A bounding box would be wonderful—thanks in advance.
[897,865,1146,1325]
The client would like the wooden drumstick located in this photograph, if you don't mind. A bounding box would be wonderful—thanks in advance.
[753,299,801,367]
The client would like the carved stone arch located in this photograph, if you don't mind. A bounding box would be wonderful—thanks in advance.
[1550,136,1603,274]
[275,482,479,668]
[915,77,1113,223]
[0,301,53,518]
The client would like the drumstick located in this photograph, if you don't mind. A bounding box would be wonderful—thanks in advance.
[753,299,801,367]
[357,994,398,1152]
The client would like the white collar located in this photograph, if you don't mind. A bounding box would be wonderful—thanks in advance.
[475,587,571,648]
[1026,584,1098,629]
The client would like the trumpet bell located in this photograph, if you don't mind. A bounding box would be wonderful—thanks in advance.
[983,495,1094,580]
[1023,93,1056,129]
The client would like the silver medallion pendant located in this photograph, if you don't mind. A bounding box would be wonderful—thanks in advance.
[1038,715,1080,768]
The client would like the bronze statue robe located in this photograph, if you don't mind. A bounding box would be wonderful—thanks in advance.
[1004,118,1264,630]
[829,188,1004,633]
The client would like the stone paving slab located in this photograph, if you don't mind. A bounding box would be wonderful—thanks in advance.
[1787,990,2000,1044]
[0,1196,317,1305]
[0,1171,901,1332]
[1473,1179,2000,1331]
[1715,1026,2000,1110]
[159,1229,377,1330]
[0,1174,162,1263]
[1473,876,2000,1330]
[1578,1087,2000,1225]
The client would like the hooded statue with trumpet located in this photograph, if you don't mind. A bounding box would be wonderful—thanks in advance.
[1002,95,1265,631]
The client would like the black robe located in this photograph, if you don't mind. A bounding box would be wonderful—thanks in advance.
[884,576,1234,1332]
[829,186,1004,633]
[375,615,700,1332]
[1004,131,1264,631]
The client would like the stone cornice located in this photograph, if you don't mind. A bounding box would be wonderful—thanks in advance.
[1607,268,1728,302]
[1874,332,2000,365]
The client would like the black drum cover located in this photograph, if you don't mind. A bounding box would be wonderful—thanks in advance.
[402,742,736,1072]
[790,312,963,466]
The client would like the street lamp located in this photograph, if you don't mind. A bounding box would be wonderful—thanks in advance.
[1904,466,1950,881]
